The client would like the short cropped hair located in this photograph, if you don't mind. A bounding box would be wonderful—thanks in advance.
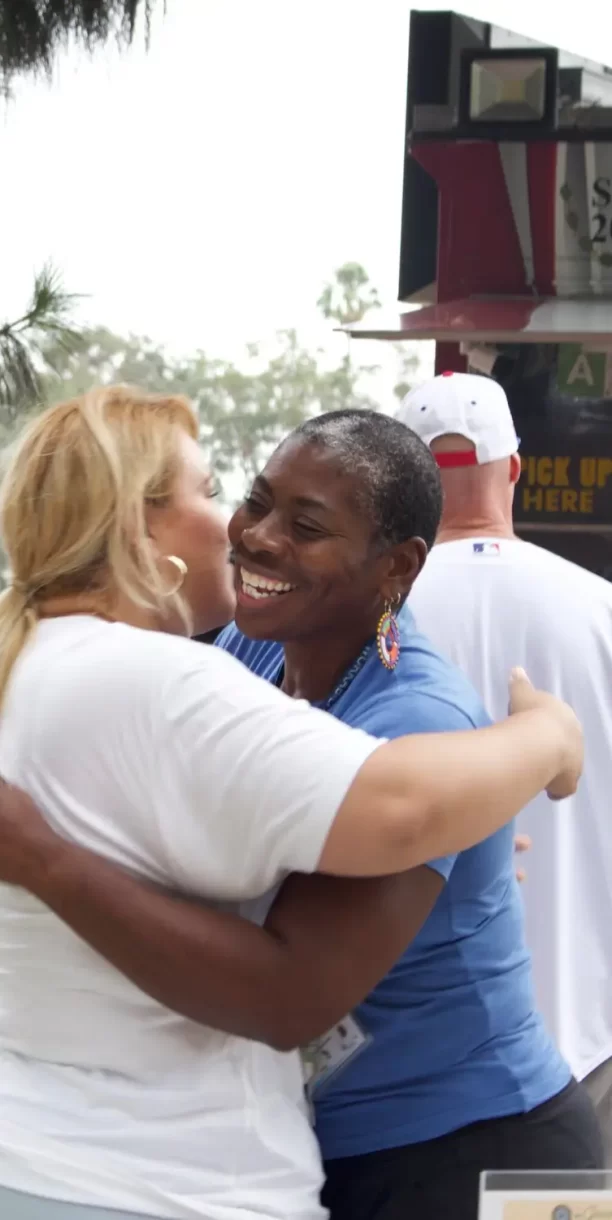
[292,409,442,551]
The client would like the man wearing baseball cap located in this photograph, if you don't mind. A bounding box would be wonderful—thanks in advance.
[399,370,612,1157]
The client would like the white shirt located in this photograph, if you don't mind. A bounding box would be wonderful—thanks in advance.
[409,537,612,1083]
[0,616,380,1220]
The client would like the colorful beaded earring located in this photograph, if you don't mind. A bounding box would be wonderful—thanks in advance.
[376,598,401,671]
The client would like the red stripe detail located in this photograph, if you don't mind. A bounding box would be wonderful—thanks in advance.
[435,451,478,469]
[526,142,557,296]
[414,142,529,299]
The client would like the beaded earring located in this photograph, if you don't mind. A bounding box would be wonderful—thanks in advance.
[376,598,401,671]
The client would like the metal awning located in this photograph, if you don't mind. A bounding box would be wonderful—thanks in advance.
[341,298,612,344]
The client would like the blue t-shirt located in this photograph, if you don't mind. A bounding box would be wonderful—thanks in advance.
[215,610,570,1158]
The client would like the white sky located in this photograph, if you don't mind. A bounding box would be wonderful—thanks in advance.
[0,0,609,360]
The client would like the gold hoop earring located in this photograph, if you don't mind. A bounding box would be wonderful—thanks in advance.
[163,555,188,596]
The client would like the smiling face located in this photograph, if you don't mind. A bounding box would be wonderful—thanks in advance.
[228,436,425,645]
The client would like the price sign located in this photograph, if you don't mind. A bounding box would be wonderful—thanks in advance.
[505,1203,612,1220]
[480,1172,612,1220]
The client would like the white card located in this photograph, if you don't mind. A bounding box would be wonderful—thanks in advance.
[302,1013,371,1098]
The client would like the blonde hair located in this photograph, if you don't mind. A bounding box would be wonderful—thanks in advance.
[0,384,199,707]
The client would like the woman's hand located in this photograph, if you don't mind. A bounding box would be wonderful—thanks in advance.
[508,668,583,800]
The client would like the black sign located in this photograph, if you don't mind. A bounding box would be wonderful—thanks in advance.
[498,345,612,527]
[516,441,612,525]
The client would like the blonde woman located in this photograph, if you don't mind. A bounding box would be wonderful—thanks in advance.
[0,386,581,1220]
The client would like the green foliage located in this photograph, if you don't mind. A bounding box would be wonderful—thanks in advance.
[317,261,421,404]
[317,262,381,326]
[0,264,83,434]
[0,262,422,504]
[41,323,379,488]
[392,344,420,403]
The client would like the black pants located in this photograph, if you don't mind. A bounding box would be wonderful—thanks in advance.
[321,1079,604,1220]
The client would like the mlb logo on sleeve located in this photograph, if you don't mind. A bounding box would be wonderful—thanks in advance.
[473,542,500,556]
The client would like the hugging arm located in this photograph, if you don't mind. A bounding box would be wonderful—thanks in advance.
[0,670,580,1045]
[4,814,442,1050]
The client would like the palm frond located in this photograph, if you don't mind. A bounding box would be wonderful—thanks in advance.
[0,330,40,410]
[5,263,81,332]
[0,263,84,415]
[0,0,155,83]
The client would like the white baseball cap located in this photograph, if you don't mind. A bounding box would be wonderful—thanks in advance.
[397,371,519,468]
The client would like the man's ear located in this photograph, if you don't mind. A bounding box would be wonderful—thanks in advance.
[510,453,522,486]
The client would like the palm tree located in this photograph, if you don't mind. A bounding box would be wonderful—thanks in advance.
[317,262,382,381]
[317,262,381,328]
[0,264,82,424]
[0,1,154,84]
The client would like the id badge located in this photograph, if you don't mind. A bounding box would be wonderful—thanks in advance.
[302,1012,371,1106]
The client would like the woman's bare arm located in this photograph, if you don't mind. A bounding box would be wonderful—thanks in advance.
[0,675,580,1046]
[319,674,581,875]
[0,804,442,1049]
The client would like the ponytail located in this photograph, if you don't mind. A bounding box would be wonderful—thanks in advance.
[0,385,199,709]
[0,585,38,708]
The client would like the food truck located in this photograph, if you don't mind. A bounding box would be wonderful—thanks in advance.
[344,9,612,578]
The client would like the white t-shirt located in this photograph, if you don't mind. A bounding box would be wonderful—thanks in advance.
[409,537,612,1082]
[0,616,381,1220]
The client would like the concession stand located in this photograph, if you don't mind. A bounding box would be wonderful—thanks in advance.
[343,9,612,577]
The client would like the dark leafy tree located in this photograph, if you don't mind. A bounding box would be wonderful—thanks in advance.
[0,264,82,429]
[0,0,155,86]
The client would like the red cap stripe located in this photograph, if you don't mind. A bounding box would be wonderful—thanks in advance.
[435,450,479,469]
